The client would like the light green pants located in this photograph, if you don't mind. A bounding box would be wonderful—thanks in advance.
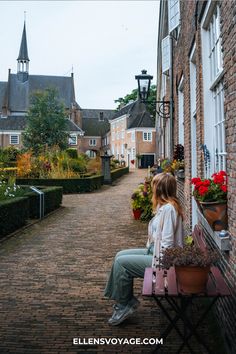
[104,248,152,305]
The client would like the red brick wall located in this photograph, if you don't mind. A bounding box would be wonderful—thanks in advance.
[169,1,236,352]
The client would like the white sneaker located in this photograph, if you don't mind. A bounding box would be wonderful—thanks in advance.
[108,304,136,326]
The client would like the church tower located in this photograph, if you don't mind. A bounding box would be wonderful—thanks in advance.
[17,21,30,82]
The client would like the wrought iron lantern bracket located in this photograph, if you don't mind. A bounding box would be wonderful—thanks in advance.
[155,100,170,119]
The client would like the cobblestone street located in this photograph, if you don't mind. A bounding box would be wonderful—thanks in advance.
[0,170,220,354]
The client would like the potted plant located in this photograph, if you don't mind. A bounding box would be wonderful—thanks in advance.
[131,181,153,220]
[173,144,185,178]
[161,245,219,294]
[191,171,227,231]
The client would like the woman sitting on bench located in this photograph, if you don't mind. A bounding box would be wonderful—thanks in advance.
[104,172,184,326]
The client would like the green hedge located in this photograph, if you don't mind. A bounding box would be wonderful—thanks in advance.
[111,166,129,181]
[0,197,29,238]
[23,186,63,218]
[16,175,104,194]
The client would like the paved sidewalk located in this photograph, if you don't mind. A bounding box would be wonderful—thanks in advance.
[0,170,219,354]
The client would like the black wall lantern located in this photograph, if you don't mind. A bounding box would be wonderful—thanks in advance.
[135,70,153,102]
[135,69,170,120]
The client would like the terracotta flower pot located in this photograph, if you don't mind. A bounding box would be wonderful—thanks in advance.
[133,209,142,220]
[200,201,228,231]
[175,265,210,294]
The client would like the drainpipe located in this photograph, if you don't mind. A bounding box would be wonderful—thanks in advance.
[169,36,174,160]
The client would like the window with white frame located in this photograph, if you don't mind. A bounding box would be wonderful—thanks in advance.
[168,0,180,33]
[143,132,152,142]
[116,132,120,140]
[162,36,170,74]
[69,135,77,145]
[131,131,135,142]
[121,130,124,139]
[202,4,226,174]
[178,76,184,146]
[10,134,19,145]
[132,147,136,159]
[214,82,226,171]
[209,6,223,82]
[89,139,96,146]
[112,132,115,141]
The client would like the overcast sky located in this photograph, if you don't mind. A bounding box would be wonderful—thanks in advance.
[0,0,159,109]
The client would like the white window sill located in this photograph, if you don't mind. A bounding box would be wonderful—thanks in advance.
[210,69,224,91]
[197,208,231,251]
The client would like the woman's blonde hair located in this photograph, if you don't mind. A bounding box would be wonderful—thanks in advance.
[151,173,183,218]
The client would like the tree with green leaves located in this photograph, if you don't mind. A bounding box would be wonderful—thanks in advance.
[114,85,157,117]
[23,88,69,154]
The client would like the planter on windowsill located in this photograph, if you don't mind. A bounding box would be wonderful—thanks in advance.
[200,200,228,231]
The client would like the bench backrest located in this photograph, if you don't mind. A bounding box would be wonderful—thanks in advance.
[192,224,206,251]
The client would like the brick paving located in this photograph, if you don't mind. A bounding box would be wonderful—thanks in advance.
[0,170,222,354]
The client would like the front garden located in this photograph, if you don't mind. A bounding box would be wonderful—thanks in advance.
[0,146,129,237]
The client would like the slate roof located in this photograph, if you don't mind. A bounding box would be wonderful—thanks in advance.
[112,101,136,119]
[128,111,154,128]
[0,82,7,107]
[113,100,155,129]
[0,74,78,112]
[81,109,115,136]
[17,23,29,61]
[81,109,115,120]
[0,115,83,133]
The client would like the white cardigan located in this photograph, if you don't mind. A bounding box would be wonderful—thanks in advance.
[147,203,184,268]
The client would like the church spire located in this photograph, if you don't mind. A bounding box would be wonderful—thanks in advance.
[17,19,30,82]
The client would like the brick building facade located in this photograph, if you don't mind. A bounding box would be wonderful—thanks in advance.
[157,1,236,352]
[110,100,156,168]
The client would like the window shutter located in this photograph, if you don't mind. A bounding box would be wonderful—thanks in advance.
[162,36,170,74]
[168,0,180,33]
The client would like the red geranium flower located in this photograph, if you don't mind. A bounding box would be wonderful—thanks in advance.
[218,171,227,177]
[220,185,227,193]
[192,170,227,202]
[191,177,201,184]
[198,186,209,196]
[213,175,225,185]
[203,180,210,187]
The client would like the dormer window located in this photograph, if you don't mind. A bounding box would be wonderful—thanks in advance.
[99,112,104,121]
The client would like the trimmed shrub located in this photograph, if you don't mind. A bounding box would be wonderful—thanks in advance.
[69,159,87,173]
[111,167,129,181]
[16,175,104,194]
[0,197,29,238]
[66,148,78,159]
[23,186,63,218]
